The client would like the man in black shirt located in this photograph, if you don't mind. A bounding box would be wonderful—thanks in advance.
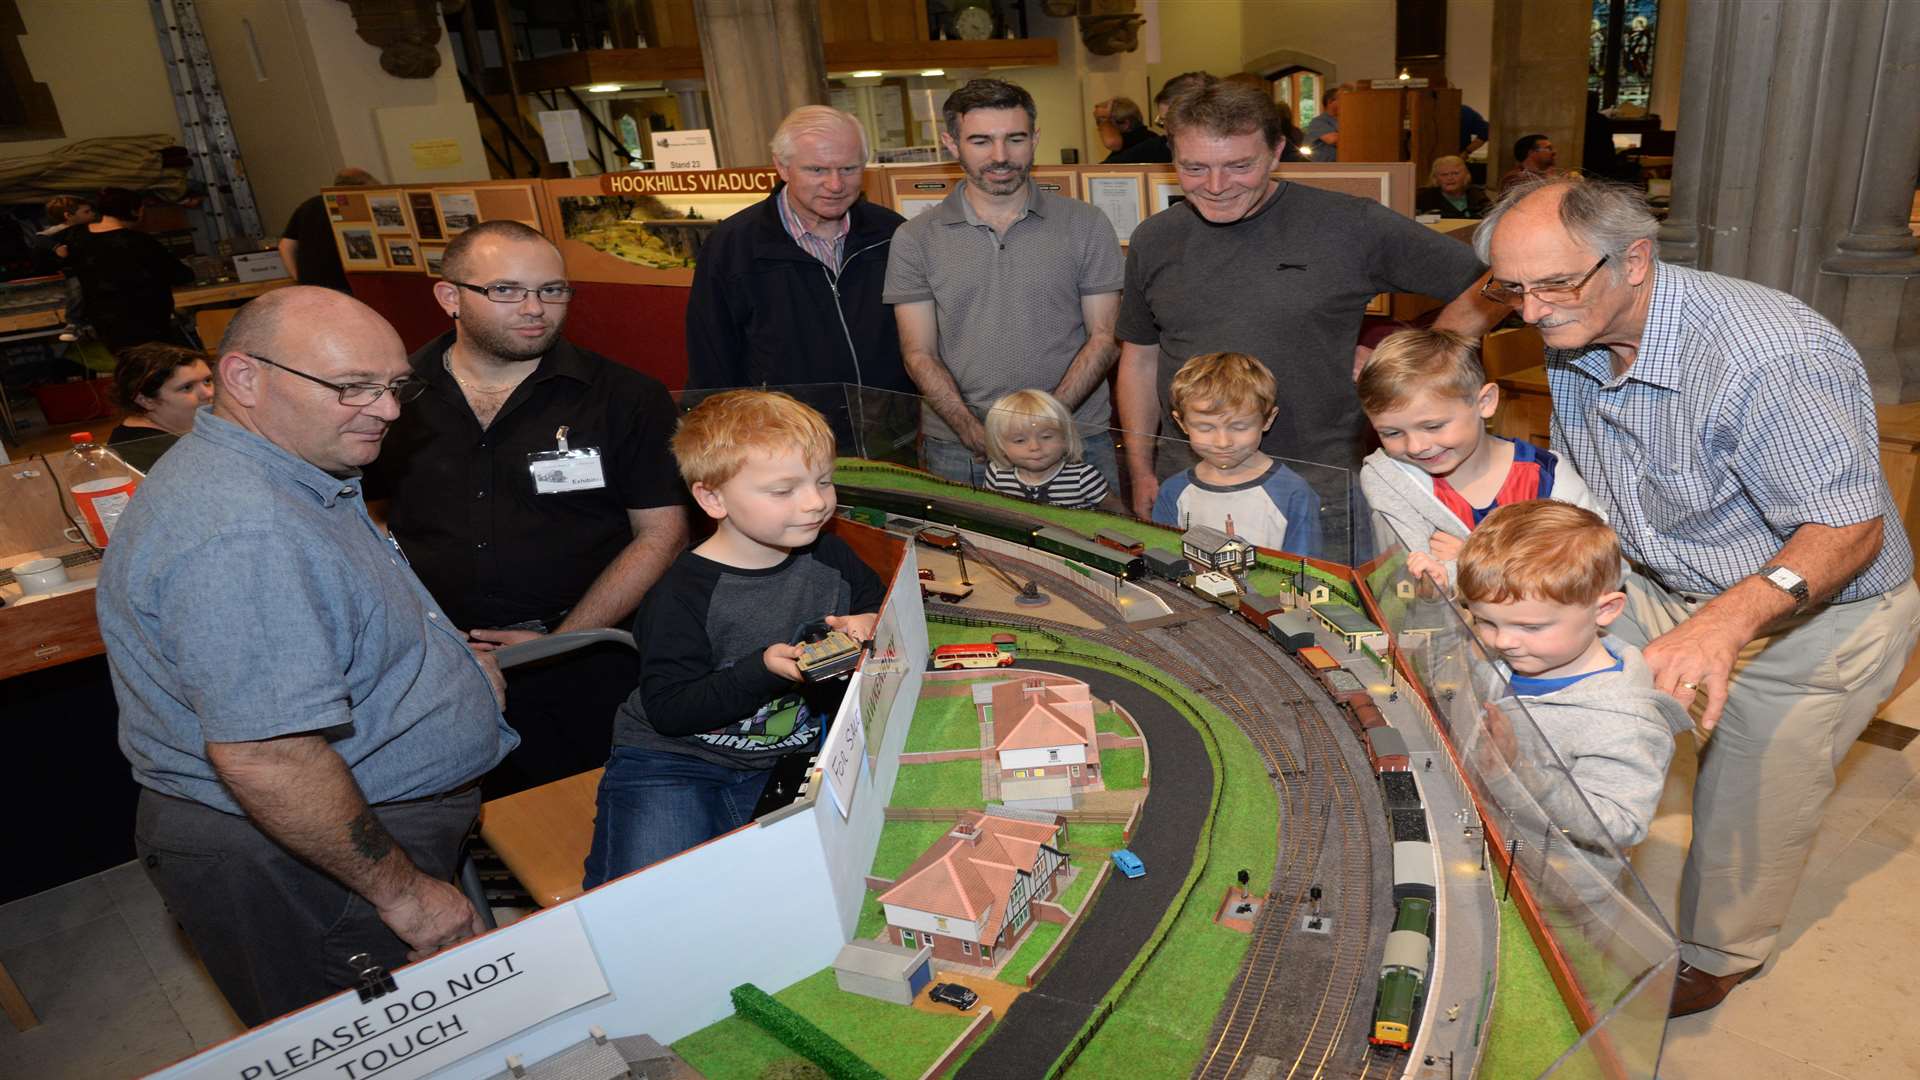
[366,220,688,790]
[277,168,373,292]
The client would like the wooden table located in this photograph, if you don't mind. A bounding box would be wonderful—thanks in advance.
[1494,363,1920,572]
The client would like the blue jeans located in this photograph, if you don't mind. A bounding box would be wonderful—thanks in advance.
[922,431,1120,492]
[582,745,774,889]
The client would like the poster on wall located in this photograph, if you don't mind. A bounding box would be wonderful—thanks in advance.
[1085,172,1146,244]
[367,192,409,233]
[436,190,480,234]
[407,190,443,241]
[542,168,778,285]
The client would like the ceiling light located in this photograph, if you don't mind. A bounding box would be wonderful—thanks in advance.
[920,69,945,77]
[1397,67,1411,81]
[586,83,623,92]
[849,70,883,78]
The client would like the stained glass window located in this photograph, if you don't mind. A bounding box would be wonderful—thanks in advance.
[1589,0,1659,108]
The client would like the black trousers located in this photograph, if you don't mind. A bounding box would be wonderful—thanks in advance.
[485,642,640,799]
[134,785,480,1029]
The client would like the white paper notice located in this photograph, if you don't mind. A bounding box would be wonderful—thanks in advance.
[651,129,719,171]
[822,670,867,818]
[156,907,609,1080]
[1086,175,1144,244]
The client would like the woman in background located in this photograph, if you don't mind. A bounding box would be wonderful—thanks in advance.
[1416,155,1493,219]
[108,343,214,471]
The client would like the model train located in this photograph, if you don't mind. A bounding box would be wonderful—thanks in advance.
[1372,769,1438,1048]
[837,485,1147,581]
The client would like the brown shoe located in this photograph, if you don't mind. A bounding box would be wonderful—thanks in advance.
[1669,961,1761,1017]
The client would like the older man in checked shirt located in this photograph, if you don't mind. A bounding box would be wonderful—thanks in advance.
[1479,176,1920,1018]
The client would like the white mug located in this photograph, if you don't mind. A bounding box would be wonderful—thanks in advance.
[11,557,69,595]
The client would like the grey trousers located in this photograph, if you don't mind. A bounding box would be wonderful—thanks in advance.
[1610,572,1920,975]
[134,785,481,1028]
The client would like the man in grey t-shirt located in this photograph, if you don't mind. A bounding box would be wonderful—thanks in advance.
[884,78,1124,487]
[1114,78,1504,548]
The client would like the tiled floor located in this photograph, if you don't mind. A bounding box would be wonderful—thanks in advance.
[1642,677,1920,1080]
[8,686,1920,1078]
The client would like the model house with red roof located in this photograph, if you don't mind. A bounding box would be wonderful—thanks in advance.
[877,809,1069,967]
[992,674,1102,811]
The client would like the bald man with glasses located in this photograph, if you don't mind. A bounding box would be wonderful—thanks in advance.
[100,286,518,1026]
[364,220,688,794]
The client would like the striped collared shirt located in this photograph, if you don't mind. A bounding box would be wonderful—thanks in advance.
[1546,260,1911,603]
[775,186,850,270]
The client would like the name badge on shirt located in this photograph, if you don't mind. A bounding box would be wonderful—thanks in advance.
[529,448,605,493]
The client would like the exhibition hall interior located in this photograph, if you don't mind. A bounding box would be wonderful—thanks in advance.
[3,1,1920,1079]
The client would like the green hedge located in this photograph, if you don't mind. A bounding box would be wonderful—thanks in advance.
[730,983,886,1080]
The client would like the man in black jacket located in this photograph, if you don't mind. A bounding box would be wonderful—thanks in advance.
[686,106,909,450]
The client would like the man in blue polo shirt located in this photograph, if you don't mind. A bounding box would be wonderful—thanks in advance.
[100,286,516,1028]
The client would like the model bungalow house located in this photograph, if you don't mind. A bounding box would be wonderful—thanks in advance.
[877,809,1069,966]
[992,675,1101,810]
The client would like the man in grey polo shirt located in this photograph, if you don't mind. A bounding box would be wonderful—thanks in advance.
[885,78,1124,487]
[100,287,516,1027]
[1481,176,1920,1017]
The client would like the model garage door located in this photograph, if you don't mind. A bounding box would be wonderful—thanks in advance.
[907,957,932,998]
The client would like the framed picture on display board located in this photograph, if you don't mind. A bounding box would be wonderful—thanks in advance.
[367,193,409,233]
[1149,176,1186,213]
[335,225,383,269]
[407,190,443,241]
[436,190,480,234]
[382,237,421,271]
[888,171,956,220]
[1083,170,1147,245]
[542,168,779,286]
[420,243,447,277]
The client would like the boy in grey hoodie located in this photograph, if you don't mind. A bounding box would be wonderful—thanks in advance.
[1458,500,1689,852]
[1357,328,1602,588]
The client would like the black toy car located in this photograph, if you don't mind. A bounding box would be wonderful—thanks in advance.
[928,982,978,1011]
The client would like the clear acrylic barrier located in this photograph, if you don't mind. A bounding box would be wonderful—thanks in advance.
[1365,512,1676,1078]
[671,383,1360,566]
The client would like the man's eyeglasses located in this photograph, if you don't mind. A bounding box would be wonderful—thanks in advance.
[250,355,427,407]
[1481,255,1610,306]
[448,281,576,304]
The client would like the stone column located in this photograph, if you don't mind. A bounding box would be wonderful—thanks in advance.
[692,0,828,168]
[1487,0,1589,184]
[1660,0,1920,400]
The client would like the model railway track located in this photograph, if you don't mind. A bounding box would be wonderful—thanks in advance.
[932,563,1390,1080]
[1165,607,1380,1080]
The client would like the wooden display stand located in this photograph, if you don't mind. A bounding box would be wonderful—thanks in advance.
[1334,84,1463,180]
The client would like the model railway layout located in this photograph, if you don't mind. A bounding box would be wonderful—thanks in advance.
[837,482,1427,1080]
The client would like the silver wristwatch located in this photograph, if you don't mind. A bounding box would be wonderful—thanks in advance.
[1757,564,1810,613]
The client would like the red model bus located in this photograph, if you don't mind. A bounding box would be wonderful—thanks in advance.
[931,643,1015,670]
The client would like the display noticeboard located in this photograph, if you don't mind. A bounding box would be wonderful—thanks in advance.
[542,168,780,286]
[329,181,543,274]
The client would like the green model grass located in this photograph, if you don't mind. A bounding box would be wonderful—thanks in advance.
[675,968,972,1080]
[890,758,987,808]
[871,820,959,880]
[997,921,1065,986]
[904,694,985,753]
[1481,891,1582,1078]
[1101,747,1146,791]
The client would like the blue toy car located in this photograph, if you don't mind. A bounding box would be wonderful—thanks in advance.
[1110,849,1146,878]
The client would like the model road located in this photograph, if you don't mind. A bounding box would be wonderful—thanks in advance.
[954,657,1214,1080]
